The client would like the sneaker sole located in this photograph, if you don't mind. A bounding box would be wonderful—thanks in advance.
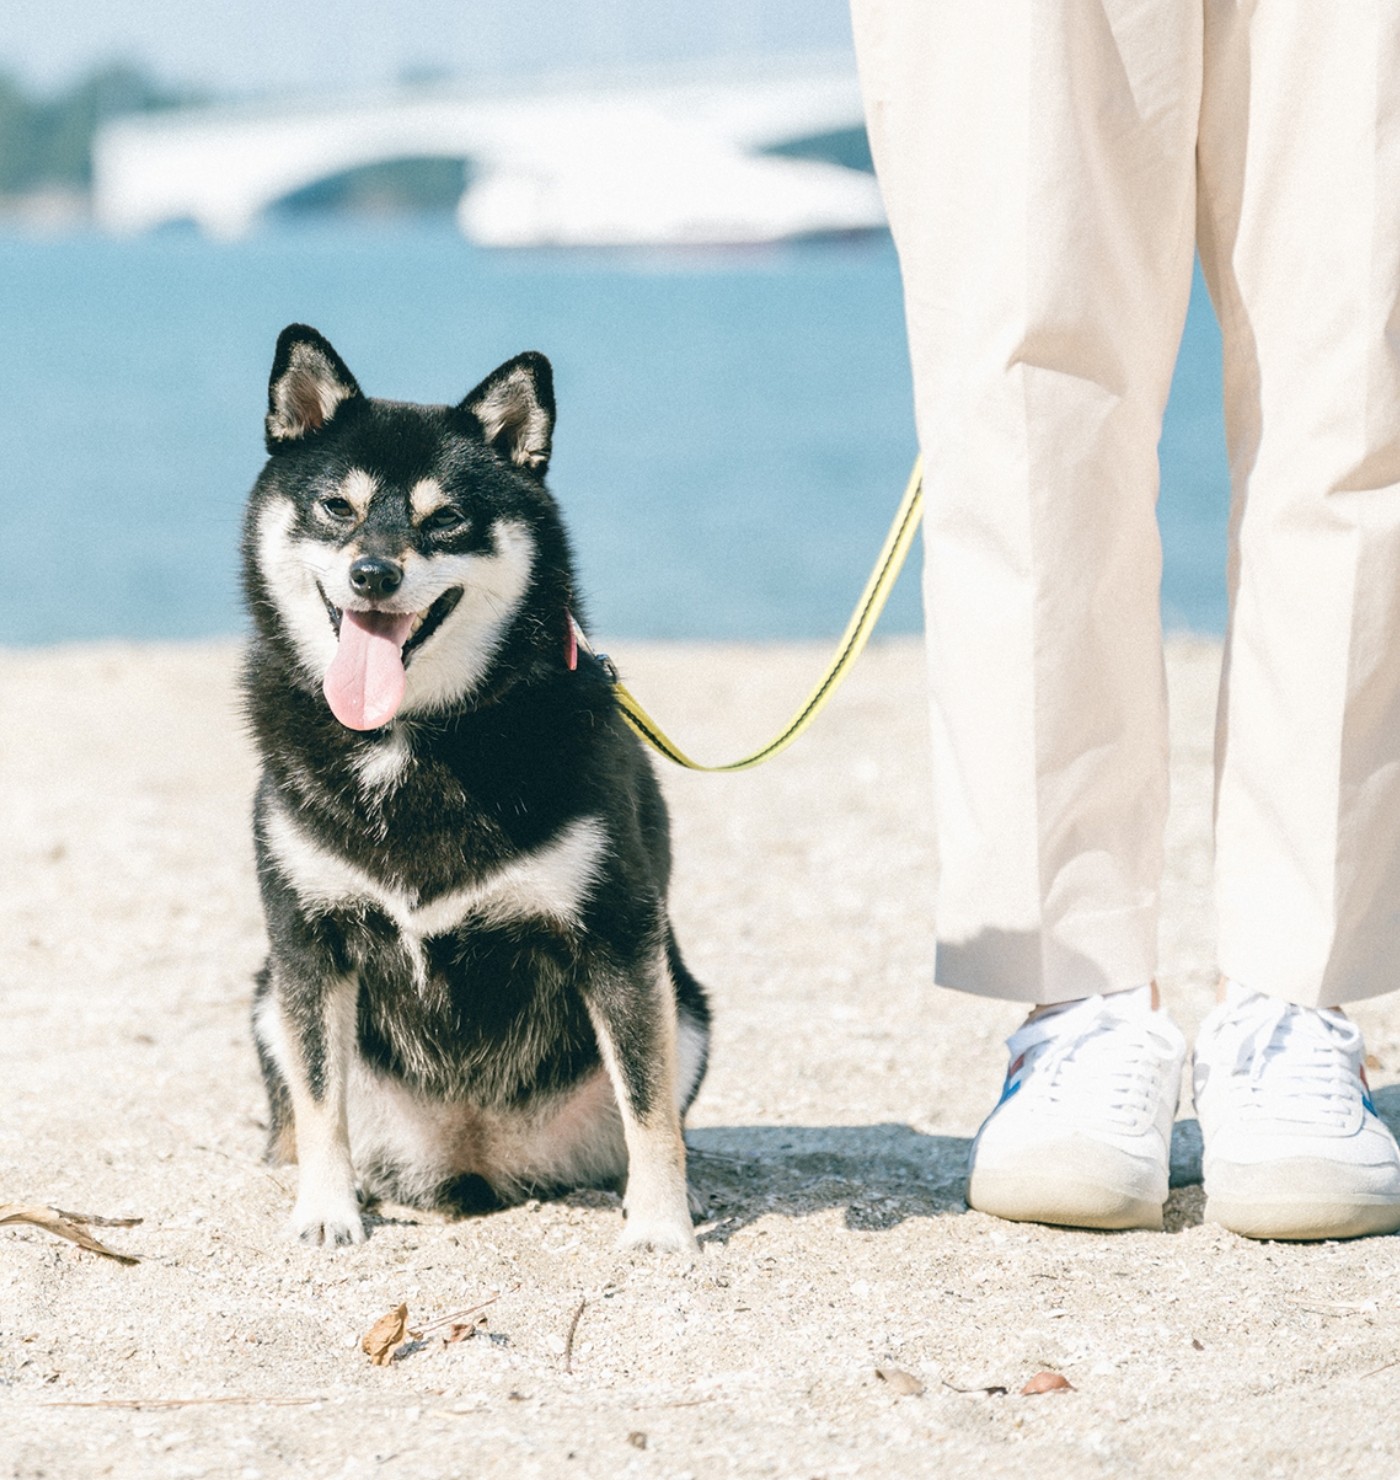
[967,1168,1164,1231]
[1205,1193,1400,1242]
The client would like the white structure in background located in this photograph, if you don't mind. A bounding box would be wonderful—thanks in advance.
[92,57,884,247]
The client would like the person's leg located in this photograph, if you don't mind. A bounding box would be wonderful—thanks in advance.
[852,0,1198,1004]
[1194,0,1400,1239]
[851,0,1199,1226]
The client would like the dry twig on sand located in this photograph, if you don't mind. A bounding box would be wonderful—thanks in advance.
[0,1204,141,1264]
[563,1298,587,1374]
[43,1396,323,1411]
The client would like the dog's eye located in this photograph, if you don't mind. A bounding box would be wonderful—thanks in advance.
[317,497,356,522]
[424,505,466,532]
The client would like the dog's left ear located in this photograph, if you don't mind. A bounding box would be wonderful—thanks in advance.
[461,352,555,476]
[266,325,362,451]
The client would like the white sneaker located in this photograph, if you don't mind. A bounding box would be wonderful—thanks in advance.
[966,986,1186,1230]
[1193,983,1400,1241]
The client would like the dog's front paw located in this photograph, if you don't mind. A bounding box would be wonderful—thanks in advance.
[619,1214,700,1257]
[289,1195,367,1247]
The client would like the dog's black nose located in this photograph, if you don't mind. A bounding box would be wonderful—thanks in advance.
[348,556,404,599]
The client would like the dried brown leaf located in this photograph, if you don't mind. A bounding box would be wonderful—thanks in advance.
[1021,1370,1073,1396]
[875,1366,926,1397]
[414,1296,497,1343]
[0,1204,140,1264]
[361,1304,410,1366]
[443,1319,485,1345]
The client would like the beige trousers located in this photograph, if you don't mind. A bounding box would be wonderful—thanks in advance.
[851,0,1400,1007]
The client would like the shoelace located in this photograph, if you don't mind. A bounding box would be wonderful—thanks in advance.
[1006,996,1172,1130]
[1216,997,1365,1129]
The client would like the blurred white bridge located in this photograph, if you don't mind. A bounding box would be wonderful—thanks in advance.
[92,57,884,247]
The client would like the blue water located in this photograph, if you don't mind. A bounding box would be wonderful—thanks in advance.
[0,223,1227,645]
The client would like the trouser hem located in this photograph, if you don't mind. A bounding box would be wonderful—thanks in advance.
[933,905,1158,1005]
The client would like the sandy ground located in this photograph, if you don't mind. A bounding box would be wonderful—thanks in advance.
[4,635,1400,1479]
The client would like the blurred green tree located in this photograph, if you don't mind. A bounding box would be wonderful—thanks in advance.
[0,63,194,195]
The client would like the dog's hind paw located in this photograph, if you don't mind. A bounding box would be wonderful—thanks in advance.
[619,1215,700,1257]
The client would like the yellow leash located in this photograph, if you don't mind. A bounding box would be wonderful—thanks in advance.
[584,456,924,773]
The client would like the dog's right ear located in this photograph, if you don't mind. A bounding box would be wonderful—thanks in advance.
[265,325,362,452]
[460,352,555,476]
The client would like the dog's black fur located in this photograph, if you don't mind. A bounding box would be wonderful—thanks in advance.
[243,326,709,1248]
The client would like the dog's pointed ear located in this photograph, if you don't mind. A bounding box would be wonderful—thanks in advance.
[266,325,362,451]
[460,352,555,476]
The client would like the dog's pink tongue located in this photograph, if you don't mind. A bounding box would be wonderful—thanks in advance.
[323,609,417,730]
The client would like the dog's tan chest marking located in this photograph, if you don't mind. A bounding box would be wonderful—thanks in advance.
[261,801,607,978]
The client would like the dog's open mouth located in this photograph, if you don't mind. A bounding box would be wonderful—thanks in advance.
[318,585,463,732]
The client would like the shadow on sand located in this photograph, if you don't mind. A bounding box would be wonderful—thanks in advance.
[685,1121,1216,1240]
[680,1123,972,1243]
[558,1089,1400,1243]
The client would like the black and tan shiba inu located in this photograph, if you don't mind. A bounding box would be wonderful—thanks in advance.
[242,325,709,1251]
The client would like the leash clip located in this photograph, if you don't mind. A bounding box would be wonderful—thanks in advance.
[568,611,619,684]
